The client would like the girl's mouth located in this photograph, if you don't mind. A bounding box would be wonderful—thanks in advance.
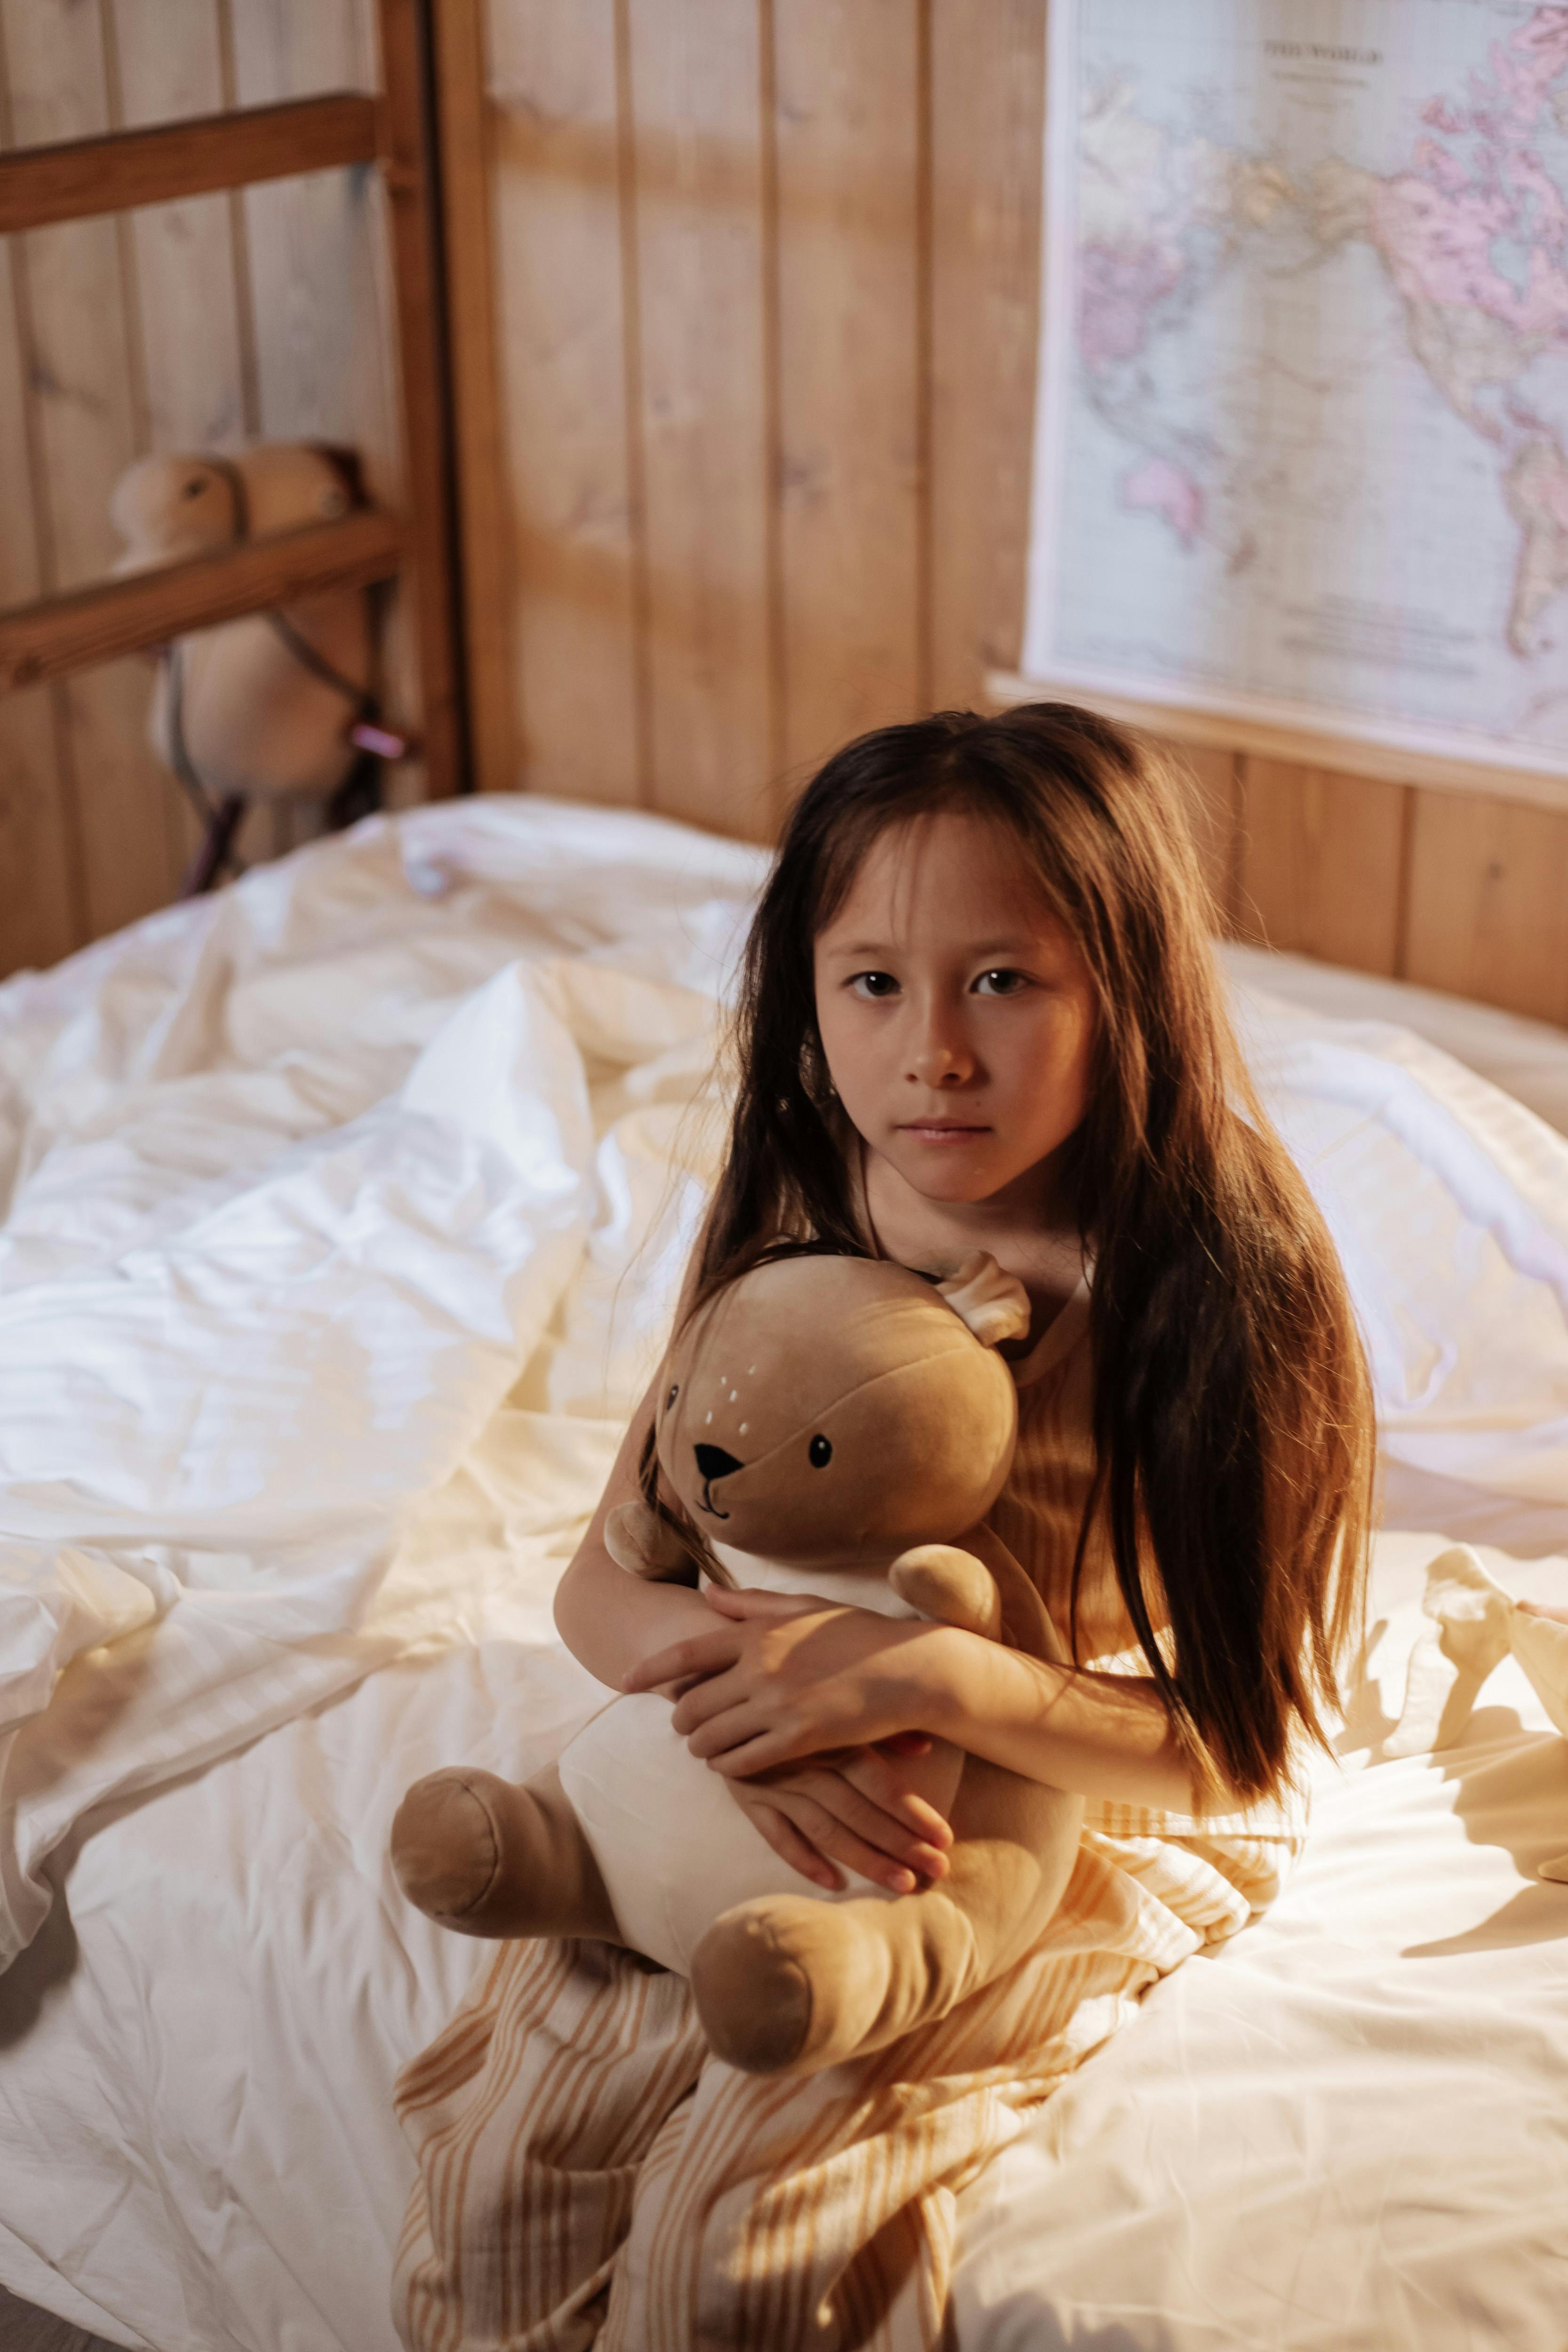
[899,1122,990,1143]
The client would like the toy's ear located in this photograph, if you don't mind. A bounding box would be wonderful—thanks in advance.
[935,1250,1030,1347]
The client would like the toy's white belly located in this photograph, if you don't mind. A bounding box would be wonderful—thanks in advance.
[557,1544,955,1976]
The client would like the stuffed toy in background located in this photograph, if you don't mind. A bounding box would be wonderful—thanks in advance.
[1389,1545,1568,1880]
[392,1250,1085,2078]
[110,442,401,890]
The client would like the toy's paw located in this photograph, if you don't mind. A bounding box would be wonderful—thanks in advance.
[390,1768,504,1925]
[691,1897,883,2076]
[605,1499,695,1582]
[935,1251,1030,1348]
[889,1544,1003,1640]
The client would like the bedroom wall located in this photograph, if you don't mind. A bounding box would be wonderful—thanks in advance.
[3,1,1565,1030]
[451,0,1568,1029]
[0,0,415,982]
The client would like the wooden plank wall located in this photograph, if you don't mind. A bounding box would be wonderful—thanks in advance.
[468,0,1051,839]
[461,0,1568,1029]
[0,0,411,982]
[3,0,1565,1032]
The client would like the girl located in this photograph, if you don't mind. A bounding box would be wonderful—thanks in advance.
[395,703,1374,2352]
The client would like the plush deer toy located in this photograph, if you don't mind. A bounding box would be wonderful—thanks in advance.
[110,442,393,887]
[392,1251,1084,2079]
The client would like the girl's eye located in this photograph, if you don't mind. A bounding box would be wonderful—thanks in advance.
[665,1384,679,1410]
[808,1434,833,1468]
[850,971,899,1000]
[973,968,1029,997]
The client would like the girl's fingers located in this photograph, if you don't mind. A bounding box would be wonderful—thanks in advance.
[841,1748,954,1847]
[704,1728,809,1777]
[670,1674,755,1735]
[742,1799,844,1892]
[788,1769,949,1881]
[682,1697,772,1755]
[772,1793,918,1895]
[704,1586,825,1619]
[624,1627,740,1692]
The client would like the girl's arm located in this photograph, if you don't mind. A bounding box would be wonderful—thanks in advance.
[626,1590,1227,1815]
[553,1384,955,1891]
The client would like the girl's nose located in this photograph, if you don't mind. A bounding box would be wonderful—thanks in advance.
[910,1030,975,1086]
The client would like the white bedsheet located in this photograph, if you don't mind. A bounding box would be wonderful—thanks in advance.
[1,796,1566,2350]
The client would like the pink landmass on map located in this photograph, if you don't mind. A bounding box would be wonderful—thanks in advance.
[1421,97,1466,135]
[1078,240,1182,367]
[1120,455,1204,548]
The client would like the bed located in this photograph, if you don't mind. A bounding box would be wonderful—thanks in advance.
[0,795,1564,2352]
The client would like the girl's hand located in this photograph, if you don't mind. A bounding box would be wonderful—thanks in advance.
[624,1585,963,1777]
[722,1747,953,1894]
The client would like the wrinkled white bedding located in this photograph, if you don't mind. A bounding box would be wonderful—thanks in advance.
[0,797,1566,2351]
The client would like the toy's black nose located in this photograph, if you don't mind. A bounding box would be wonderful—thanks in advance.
[694,1443,743,1483]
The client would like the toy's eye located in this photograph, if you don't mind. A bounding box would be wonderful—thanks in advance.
[808,1434,832,1468]
[665,1384,679,1410]
[180,476,207,500]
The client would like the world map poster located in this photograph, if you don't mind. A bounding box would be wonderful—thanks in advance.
[1022,0,1568,776]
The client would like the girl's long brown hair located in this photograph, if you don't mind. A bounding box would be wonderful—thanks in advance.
[695,702,1374,1807]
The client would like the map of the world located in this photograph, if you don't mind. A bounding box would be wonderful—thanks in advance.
[1022,0,1568,774]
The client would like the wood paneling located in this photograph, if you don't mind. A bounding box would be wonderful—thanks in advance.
[772,0,923,784]
[6,0,1568,1043]
[928,0,1046,713]
[0,0,410,977]
[1237,759,1410,977]
[486,0,642,806]
[1153,738,1239,931]
[110,0,255,879]
[625,0,772,837]
[1405,794,1568,1026]
[0,233,79,970]
[0,0,188,940]
[433,0,514,798]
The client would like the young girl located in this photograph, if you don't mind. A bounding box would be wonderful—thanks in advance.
[395,703,1374,2352]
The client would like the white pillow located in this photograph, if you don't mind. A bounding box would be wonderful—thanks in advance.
[1231,980,1568,1552]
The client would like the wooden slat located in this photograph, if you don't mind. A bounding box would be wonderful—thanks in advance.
[1151,737,1239,932]
[0,227,80,974]
[1404,790,1568,1027]
[375,0,464,796]
[1237,758,1409,977]
[0,510,406,691]
[1,0,185,935]
[110,0,255,878]
[626,0,772,838]
[988,667,1568,818]
[928,0,1046,713]
[773,0,924,784]
[0,92,378,234]
[231,1,421,782]
[111,3,253,448]
[486,0,642,805]
[433,0,515,796]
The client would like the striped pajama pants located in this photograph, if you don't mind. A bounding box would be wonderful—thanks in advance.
[390,1826,1281,2352]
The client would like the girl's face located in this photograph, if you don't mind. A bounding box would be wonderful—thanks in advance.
[812,807,1098,1215]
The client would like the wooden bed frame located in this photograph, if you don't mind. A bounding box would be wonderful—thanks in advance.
[0,0,460,789]
[1,0,1564,1033]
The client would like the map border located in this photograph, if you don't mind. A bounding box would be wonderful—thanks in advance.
[1020,0,1568,789]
